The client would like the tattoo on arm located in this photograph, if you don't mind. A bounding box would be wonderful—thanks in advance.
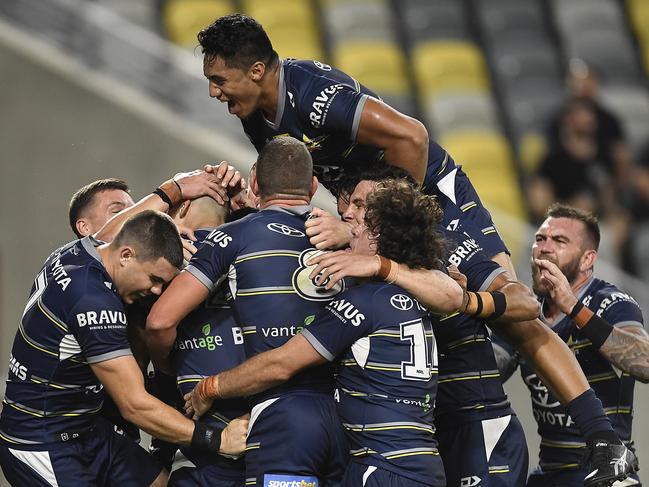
[600,326,649,383]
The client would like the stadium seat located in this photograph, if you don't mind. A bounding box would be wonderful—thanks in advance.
[601,87,649,156]
[398,0,469,45]
[491,40,562,93]
[242,0,324,60]
[563,30,641,86]
[518,132,547,175]
[627,0,649,44]
[477,0,545,43]
[322,0,395,45]
[423,92,500,137]
[332,41,409,96]
[553,0,626,34]
[626,0,649,77]
[501,86,563,142]
[162,0,234,47]
[438,131,525,220]
[411,41,490,99]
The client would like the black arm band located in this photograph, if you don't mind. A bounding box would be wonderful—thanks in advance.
[488,291,507,320]
[473,292,483,317]
[569,301,585,319]
[191,421,221,454]
[580,314,614,349]
[152,188,173,209]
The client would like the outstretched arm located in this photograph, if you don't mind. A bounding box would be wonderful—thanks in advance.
[91,355,247,455]
[185,334,325,418]
[306,251,463,314]
[490,319,589,405]
[96,169,230,242]
[357,98,429,184]
[146,271,210,369]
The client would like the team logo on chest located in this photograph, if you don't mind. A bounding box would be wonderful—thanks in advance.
[267,223,305,237]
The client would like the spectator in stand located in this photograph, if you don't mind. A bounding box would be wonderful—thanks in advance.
[627,142,649,280]
[529,98,608,220]
[530,94,631,265]
[547,58,632,190]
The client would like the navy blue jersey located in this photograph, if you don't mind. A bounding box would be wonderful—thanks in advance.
[301,281,445,486]
[433,228,512,423]
[242,59,453,192]
[185,206,344,403]
[241,59,508,258]
[0,237,132,446]
[519,277,644,472]
[172,229,247,477]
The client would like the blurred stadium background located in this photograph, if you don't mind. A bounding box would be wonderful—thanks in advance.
[1,0,648,485]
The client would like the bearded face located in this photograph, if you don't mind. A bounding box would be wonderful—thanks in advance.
[531,217,588,297]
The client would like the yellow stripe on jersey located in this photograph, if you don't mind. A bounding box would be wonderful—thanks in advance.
[37,300,68,332]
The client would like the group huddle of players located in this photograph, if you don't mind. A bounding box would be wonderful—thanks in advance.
[1,12,645,487]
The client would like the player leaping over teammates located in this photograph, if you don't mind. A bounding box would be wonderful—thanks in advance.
[196,14,515,273]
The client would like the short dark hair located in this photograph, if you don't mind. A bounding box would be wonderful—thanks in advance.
[545,203,600,251]
[256,138,313,198]
[112,210,183,269]
[198,14,278,70]
[364,179,447,270]
[336,164,417,205]
[69,179,130,237]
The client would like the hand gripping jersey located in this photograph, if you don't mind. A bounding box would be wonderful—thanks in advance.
[520,277,644,473]
[433,228,512,423]
[185,206,343,402]
[0,237,132,446]
[301,281,446,486]
[171,229,247,479]
[241,59,507,257]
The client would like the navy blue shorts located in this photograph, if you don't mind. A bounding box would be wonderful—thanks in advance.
[0,417,162,486]
[168,448,245,487]
[526,466,641,486]
[245,392,349,487]
[342,461,430,487]
[436,414,528,487]
[429,164,509,259]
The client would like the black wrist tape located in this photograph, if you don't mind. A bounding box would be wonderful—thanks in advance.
[153,188,173,208]
[191,421,221,454]
[488,291,507,320]
[581,314,614,349]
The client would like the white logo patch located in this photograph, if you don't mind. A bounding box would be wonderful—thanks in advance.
[267,223,305,237]
[390,294,413,311]
[313,61,332,71]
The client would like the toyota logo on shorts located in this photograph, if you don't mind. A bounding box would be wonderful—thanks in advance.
[267,223,305,237]
[390,294,413,311]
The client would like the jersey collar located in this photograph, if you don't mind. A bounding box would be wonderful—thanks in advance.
[263,60,286,130]
[263,204,313,219]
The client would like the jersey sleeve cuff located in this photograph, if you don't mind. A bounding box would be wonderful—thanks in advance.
[613,320,644,329]
[300,329,335,362]
[351,94,368,141]
[478,267,508,292]
[86,348,132,364]
[185,265,217,292]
